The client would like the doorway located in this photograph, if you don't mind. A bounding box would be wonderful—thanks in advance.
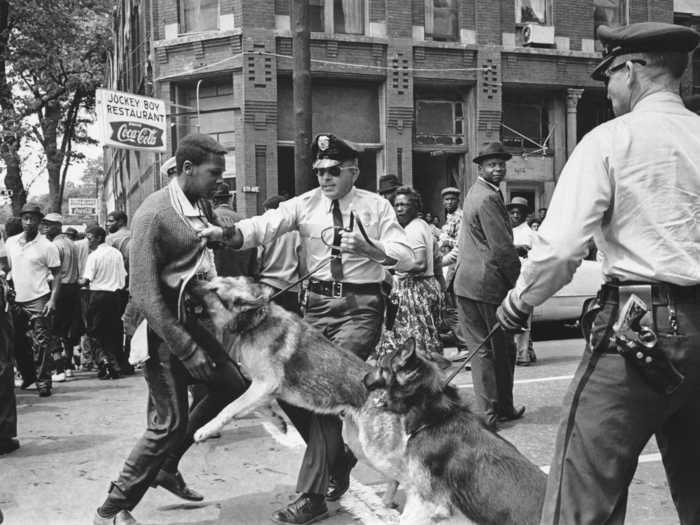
[413,151,463,218]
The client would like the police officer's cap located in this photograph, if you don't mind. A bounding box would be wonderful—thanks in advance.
[311,134,360,170]
[591,22,700,81]
[441,187,460,197]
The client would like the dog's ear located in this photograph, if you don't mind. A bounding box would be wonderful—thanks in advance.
[394,338,416,369]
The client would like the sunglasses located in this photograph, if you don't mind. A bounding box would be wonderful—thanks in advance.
[313,166,355,177]
[604,59,647,83]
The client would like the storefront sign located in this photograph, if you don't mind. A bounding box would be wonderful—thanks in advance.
[68,198,98,215]
[96,89,167,152]
[507,154,554,182]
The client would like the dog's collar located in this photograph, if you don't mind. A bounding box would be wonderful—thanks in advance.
[407,422,433,441]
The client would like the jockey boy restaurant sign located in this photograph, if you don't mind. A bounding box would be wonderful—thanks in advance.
[96,88,167,152]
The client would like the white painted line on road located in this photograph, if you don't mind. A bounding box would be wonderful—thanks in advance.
[261,421,399,524]
[456,374,574,389]
[538,452,662,475]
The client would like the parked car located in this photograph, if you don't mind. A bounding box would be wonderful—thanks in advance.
[532,259,603,323]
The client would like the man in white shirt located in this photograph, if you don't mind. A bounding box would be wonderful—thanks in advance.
[496,22,700,524]
[80,225,126,380]
[6,204,61,397]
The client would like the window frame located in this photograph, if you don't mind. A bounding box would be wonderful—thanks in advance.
[414,99,465,145]
[593,0,629,34]
[310,0,369,36]
[179,0,220,35]
[514,0,553,26]
[424,0,459,42]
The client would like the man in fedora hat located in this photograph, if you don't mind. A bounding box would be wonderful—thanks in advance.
[495,22,700,523]
[198,133,412,524]
[453,142,523,426]
[378,174,401,205]
[5,204,61,397]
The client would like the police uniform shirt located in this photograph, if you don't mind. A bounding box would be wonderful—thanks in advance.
[515,92,700,307]
[236,187,413,284]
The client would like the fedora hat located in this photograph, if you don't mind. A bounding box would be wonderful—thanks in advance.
[506,196,530,212]
[473,142,512,164]
[378,174,401,193]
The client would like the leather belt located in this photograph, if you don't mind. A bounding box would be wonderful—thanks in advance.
[600,282,700,306]
[308,279,382,298]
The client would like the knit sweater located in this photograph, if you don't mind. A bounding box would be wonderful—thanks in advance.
[129,187,214,361]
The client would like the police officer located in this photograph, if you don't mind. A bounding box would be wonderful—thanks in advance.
[496,22,700,524]
[200,134,413,524]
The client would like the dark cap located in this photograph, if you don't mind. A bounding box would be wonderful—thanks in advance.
[441,187,460,197]
[19,203,44,218]
[311,134,360,169]
[591,22,700,81]
[378,174,401,193]
[473,142,512,164]
[263,195,287,210]
[212,182,231,200]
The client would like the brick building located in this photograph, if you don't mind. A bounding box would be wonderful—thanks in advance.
[104,0,682,218]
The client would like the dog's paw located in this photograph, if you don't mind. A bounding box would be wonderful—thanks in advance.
[194,421,223,442]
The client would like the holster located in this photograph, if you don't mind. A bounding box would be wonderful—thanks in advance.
[601,284,684,395]
[382,278,398,330]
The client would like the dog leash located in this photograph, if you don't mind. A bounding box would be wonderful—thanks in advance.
[268,255,332,301]
[442,323,500,387]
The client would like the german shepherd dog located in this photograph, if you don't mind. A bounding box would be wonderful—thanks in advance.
[191,277,545,524]
[364,338,547,525]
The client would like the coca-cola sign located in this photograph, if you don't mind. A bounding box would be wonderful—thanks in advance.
[109,122,164,149]
[96,89,168,152]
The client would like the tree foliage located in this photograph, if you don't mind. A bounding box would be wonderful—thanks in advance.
[0,0,111,214]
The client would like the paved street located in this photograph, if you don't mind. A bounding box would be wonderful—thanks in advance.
[1,336,679,525]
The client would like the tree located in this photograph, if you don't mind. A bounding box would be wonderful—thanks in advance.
[0,0,111,214]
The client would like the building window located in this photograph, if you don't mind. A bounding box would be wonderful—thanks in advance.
[501,102,549,152]
[515,0,550,25]
[180,0,219,33]
[334,0,364,34]
[310,0,325,32]
[425,0,458,41]
[594,0,628,33]
[415,100,465,146]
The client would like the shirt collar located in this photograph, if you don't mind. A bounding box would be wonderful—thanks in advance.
[633,91,685,113]
[478,176,500,192]
[321,186,356,213]
[170,179,205,218]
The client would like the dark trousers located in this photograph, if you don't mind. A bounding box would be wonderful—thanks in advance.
[456,295,517,424]
[13,295,54,389]
[103,317,248,510]
[279,290,383,496]
[0,306,16,441]
[542,297,700,525]
[443,286,468,350]
[52,283,81,371]
[85,291,123,371]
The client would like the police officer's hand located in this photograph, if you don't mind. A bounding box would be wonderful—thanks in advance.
[181,346,215,381]
[496,290,531,333]
[339,230,381,259]
[197,225,224,243]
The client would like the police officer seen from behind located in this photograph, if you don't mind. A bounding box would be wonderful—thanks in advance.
[496,22,700,524]
[199,134,413,524]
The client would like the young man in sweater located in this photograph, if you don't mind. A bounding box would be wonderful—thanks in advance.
[93,134,248,525]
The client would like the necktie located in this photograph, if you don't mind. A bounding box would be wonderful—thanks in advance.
[331,199,344,281]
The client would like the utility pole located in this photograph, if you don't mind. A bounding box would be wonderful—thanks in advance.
[292,0,312,194]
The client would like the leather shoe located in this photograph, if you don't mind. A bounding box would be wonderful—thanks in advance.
[497,406,526,423]
[273,494,328,524]
[92,509,140,525]
[326,452,357,501]
[151,470,203,501]
[20,377,36,390]
[0,438,19,455]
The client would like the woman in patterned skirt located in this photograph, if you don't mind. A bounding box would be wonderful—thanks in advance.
[377,187,449,368]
